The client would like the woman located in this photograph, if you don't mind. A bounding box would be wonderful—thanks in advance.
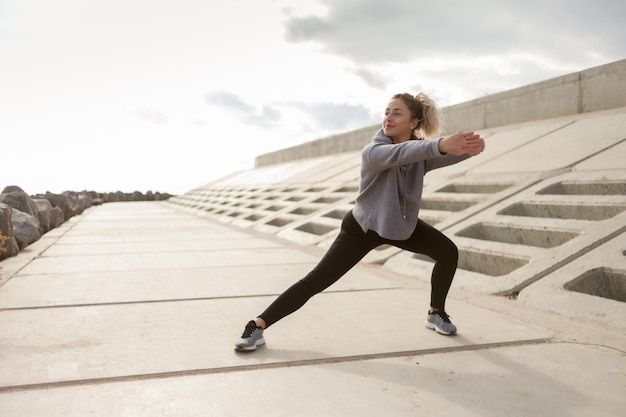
[235,92,485,351]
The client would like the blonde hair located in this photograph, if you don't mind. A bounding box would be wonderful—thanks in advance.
[391,92,442,139]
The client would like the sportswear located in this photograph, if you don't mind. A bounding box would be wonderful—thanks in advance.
[352,129,468,240]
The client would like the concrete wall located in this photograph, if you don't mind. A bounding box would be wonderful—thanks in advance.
[444,59,626,133]
[256,59,626,168]
[255,125,380,168]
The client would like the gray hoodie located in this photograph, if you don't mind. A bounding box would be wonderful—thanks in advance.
[352,128,469,240]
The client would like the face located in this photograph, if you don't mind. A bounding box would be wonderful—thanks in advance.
[382,98,419,143]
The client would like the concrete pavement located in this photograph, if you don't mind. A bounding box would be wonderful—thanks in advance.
[0,201,624,416]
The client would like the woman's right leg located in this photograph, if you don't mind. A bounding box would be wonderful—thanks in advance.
[257,211,379,328]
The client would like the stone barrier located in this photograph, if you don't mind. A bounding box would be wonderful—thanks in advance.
[0,186,174,261]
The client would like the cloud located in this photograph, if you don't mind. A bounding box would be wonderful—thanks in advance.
[131,108,170,124]
[283,0,626,68]
[204,91,378,131]
[349,67,387,89]
[190,119,207,127]
[292,101,378,130]
[204,91,282,128]
[204,90,378,136]
[204,91,253,112]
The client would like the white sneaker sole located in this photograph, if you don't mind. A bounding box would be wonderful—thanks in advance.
[234,337,265,352]
[424,321,455,335]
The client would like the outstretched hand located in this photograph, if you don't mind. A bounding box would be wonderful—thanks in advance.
[439,131,485,156]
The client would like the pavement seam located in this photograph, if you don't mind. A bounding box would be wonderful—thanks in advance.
[0,287,403,311]
[31,245,289,258]
[0,337,551,394]
[9,261,319,277]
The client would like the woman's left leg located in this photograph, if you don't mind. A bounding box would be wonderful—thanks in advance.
[393,219,458,311]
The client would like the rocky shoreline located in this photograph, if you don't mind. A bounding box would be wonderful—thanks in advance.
[0,186,173,261]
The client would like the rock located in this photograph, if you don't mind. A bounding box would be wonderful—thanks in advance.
[0,203,19,260]
[104,192,124,203]
[64,191,91,215]
[11,209,41,250]
[0,186,38,218]
[50,206,64,229]
[45,192,74,220]
[33,198,54,234]
[65,192,81,216]
[77,192,89,213]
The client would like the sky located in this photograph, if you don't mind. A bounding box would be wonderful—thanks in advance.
[1,0,624,195]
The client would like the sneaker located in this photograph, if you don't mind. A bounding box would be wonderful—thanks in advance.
[234,320,265,352]
[424,310,457,335]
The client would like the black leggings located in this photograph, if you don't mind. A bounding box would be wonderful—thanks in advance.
[258,211,458,327]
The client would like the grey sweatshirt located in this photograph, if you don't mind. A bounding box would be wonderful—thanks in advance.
[352,128,469,240]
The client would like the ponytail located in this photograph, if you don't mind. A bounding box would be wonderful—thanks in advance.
[414,92,442,138]
[391,92,442,139]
